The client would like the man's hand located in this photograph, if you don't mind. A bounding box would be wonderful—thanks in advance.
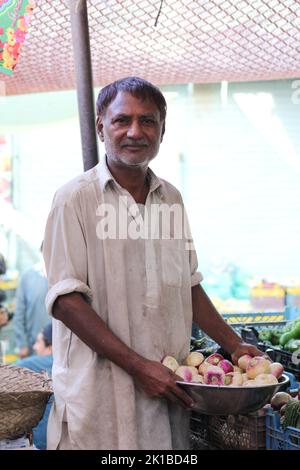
[132,358,195,409]
[231,342,265,365]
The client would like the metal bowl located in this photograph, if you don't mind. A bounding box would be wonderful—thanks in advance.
[177,374,289,415]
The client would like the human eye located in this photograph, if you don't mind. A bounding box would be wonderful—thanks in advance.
[141,116,156,126]
[113,116,129,125]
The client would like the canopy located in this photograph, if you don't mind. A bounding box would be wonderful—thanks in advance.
[2,0,300,96]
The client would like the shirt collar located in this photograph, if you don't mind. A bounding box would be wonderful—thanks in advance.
[96,157,114,192]
[97,156,165,200]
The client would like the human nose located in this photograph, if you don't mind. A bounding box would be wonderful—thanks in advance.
[127,120,143,139]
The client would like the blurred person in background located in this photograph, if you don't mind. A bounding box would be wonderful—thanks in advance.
[0,252,13,327]
[15,322,53,450]
[13,243,49,358]
[15,322,53,374]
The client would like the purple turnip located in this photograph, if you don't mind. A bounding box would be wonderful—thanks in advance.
[175,366,193,382]
[270,392,292,411]
[237,354,252,371]
[198,361,210,375]
[225,372,243,386]
[184,351,205,367]
[205,353,224,366]
[191,374,203,383]
[270,362,284,379]
[219,359,234,374]
[253,373,278,386]
[246,357,271,379]
[204,365,225,385]
[162,355,179,372]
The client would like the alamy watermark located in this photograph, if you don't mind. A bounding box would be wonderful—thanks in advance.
[95,197,195,250]
[292,349,300,366]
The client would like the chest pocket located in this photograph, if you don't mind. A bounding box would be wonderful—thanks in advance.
[160,239,183,287]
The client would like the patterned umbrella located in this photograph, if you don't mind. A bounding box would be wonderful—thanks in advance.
[0,0,35,76]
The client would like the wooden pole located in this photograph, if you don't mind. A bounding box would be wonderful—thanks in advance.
[70,0,99,170]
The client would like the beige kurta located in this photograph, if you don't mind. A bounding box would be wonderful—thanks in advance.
[43,158,202,450]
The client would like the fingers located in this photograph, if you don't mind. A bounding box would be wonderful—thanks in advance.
[165,384,195,409]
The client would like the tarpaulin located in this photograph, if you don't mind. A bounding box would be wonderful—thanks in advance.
[0,0,35,76]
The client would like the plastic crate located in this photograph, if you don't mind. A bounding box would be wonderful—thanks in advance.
[266,408,300,450]
[259,344,300,382]
[190,410,266,450]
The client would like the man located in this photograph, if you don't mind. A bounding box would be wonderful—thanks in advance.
[15,322,53,375]
[0,252,13,327]
[15,322,53,450]
[13,245,49,357]
[43,77,262,450]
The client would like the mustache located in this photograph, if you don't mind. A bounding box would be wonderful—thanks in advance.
[121,140,148,147]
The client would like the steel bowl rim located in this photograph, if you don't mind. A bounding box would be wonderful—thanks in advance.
[176,373,289,390]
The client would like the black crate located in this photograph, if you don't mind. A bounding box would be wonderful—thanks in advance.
[272,349,300,381]
[190,413,215,450]
[259,344,300,381]
[190,410,266,450]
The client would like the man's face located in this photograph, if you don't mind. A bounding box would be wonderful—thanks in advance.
[97,91,164,168]
[33,333,50,356]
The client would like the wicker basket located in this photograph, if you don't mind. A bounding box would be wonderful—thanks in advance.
[0,364,53,439]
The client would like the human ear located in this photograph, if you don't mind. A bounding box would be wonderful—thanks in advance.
[160,121,165,142]
[96,115,104,142]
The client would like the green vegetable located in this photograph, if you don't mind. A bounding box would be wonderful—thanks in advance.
[279,332,294,346]
[271,332,282,346]
[282,400,300,430]
[284,339,300,352]
[259,330,273,342]
[283,318,300,333]
[279,322,300,346]
[292,322,300,339]
[259,328,283,346]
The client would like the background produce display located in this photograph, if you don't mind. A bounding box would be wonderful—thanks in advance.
[258,316,300,350]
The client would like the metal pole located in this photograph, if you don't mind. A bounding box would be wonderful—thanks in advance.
[69,0,99,171]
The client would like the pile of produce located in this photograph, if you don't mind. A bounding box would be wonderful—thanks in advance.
[259,317,300,352]
[270,390,300,429]
[162,352,284,387]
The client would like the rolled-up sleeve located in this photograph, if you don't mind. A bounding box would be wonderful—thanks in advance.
[43,194,93,315]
